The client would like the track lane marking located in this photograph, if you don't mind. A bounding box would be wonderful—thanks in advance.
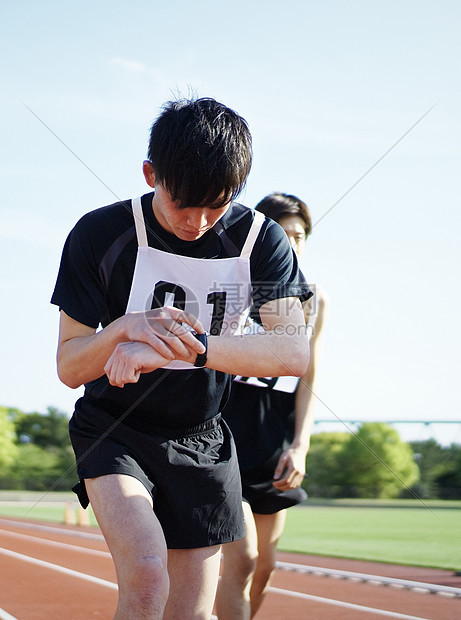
[0,547,117,590]
[276,560,461,598]
[0,518,104,541]
[0,528,110,557]
[267,585,432,619]
[0,608,17,620]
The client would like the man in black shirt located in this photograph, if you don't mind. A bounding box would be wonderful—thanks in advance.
[52,97,312,619]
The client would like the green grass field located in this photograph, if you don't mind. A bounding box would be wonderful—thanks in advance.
[1,493,460,571]
[0,491,99,527]
[279,502,461,570]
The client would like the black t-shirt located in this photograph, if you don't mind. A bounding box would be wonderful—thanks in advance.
[51,193,312,432]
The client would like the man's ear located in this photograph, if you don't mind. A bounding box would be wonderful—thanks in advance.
[143,160,156,188]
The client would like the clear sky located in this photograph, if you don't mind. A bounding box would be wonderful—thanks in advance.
[1,1,460,445]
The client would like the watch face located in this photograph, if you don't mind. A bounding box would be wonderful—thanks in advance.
[194,354,207,367]
[193,331,208,367]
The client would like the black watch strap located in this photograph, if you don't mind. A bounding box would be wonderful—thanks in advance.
[193,331,208,367]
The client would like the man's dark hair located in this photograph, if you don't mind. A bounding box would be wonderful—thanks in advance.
[255,192,312,237]
[147,97,252,209]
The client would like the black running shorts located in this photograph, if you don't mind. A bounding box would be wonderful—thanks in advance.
[68,405,244,549]
[240,445,307,514]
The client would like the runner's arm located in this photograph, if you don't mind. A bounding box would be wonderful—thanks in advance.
[206,296,309,377]
[56,308,205,388]
[272,287,329,489]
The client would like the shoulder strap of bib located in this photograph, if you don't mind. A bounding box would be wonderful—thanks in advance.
[240,211,265,258]
[132,196,148,247]
[212,220,241,256]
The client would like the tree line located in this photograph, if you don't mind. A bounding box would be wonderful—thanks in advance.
[0,406,75,492]
[303,423,461,499]
[1,407,460,499]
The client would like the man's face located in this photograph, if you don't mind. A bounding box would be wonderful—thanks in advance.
[152,183,230,241]
[278,215,307,258]
[143,161,230,241]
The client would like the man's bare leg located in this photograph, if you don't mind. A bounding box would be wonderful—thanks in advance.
[215,501,258,620]
[85,474,169,620]
[250,510,287,617]
[165,544,222,620]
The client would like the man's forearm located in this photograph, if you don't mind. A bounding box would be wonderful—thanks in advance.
[292,378,316,450]
[206,332,310,377]
[57,316,130,388]
[57,307,205,389]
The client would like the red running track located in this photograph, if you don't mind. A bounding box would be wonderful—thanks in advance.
[0,517,460,619]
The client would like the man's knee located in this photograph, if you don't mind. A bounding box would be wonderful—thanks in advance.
[254,554,276,585]
[124,553,170,605]
[226,546,258,585]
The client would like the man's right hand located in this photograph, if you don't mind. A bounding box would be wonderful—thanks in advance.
[122,307,206,361]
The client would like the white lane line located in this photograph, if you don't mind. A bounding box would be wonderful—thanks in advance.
[0,608,18,620]
[0,518,104,541]
[276,560,461,598]
[0,529,110,557]
[268,585,431,619]
[0,547,117,590]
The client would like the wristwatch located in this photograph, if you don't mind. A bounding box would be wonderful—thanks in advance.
[193,331,209,367]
